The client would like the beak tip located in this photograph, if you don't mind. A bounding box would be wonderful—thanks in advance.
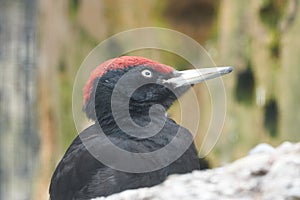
[224,66,233,74]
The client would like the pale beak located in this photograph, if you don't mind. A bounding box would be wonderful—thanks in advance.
[163,66,233,88]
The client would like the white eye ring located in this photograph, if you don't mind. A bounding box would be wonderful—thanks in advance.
[141,69,152,78]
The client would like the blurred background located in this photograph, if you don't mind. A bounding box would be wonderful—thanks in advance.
[0,0,300,199]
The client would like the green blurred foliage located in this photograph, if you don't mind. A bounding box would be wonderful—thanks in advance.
[259,0,288,30]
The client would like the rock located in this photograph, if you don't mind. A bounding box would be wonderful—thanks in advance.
[93,142,300,200]
[248,143,275,155]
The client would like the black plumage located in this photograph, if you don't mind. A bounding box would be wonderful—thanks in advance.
[49,56,221,200]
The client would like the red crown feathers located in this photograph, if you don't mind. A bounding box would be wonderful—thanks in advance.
[83,56,174,105]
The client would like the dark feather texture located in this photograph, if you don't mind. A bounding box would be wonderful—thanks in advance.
[50,57,200,200]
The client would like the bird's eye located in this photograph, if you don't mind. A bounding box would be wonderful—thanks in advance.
[141,69,152,78]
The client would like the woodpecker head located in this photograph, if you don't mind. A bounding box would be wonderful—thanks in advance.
[83,56,232,121]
